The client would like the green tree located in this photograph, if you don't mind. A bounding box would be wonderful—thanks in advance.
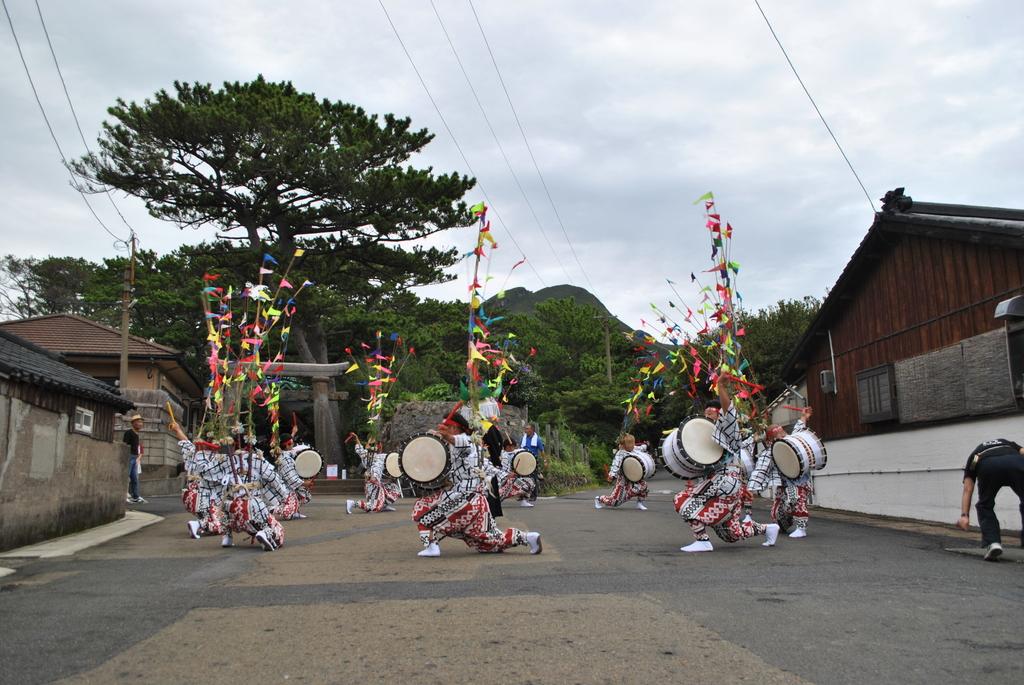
[73,76,476,463]
[736,296,821,398]
[0,255,101,319]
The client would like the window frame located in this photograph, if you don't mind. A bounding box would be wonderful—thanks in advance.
[856,363,898,423]
[73,406,95,435]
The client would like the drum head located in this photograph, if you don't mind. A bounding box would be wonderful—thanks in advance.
[385,452,402,479]
[621,455,644,483]
[294,449,323,478]
[772,440,802,480]
[661,429,706,479]
[400,434,450,484]
[511,450,537,477]
[680,417,723,465]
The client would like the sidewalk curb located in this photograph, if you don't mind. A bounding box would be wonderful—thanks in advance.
[0,511,164,559]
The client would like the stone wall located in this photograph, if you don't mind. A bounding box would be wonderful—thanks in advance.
[380,402,530,451]
[0,394,127,552]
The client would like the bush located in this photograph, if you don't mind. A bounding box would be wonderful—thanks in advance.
[541,457,596,495]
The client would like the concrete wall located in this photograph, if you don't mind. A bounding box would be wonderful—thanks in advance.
[0,395,127,552]
[812,414,1022,530]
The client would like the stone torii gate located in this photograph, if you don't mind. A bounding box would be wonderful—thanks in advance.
[275,362,350,466]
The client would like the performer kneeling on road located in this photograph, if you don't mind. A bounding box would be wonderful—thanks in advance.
[747,407,815,538]
[169,421,225,539]
[957,437,1024,561]
[274,434,312,520]
[412,412,541,558]
[348,435,401,514]
[499,433,537,507]
[595,433,649,511]
[675,383,780,552]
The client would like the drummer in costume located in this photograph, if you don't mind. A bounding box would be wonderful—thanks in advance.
[194,433,289,551]
[347,435,401,514]
[499,433,537,507]
[411,411,542,557]
[747,407,815,538]
[675,385,780,552]
[273,434,312,520]
[169,421,225,539]
[595,433,649,511]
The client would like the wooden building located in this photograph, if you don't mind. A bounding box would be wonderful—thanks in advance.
[0,314,203,475]
[0,330,135,551]
[780,189,1023,525]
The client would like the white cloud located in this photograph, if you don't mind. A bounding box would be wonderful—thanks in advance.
[0,0,1020,333]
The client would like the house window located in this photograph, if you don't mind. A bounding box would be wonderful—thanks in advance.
[856,364,898,423]
[73,407,94,435]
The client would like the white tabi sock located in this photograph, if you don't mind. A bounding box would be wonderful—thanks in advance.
[680,540,713,553]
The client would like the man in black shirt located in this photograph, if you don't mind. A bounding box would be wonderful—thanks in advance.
[957,438,1024,561]
[123,413,148,504]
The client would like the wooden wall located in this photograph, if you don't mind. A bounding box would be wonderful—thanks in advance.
[4,379,118,442]
[801,231,1024,439]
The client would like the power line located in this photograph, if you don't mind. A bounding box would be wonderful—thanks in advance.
[2,0,130,248]
[34,0,138,238]
[752,0,876,213]
[429,0,572,287]
[467,0,599,295]
[377,0,547,288]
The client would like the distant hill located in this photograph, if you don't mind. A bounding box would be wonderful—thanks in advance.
[488,285,632,331]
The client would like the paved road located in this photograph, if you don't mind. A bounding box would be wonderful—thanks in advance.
[1,476,1022,684]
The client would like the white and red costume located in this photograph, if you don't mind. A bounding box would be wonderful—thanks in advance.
[179,440,224,536]
[412,434,531,553]
[498,448,536,502]
[353,444,402,513]
[597,448,649,508]
[196,449,289,550]
[675,406,777,548]
[747,419,812,533]
[273,447,312,520]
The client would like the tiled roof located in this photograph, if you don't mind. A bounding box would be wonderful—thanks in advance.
[0,314,181,357]
[0,330,135,410]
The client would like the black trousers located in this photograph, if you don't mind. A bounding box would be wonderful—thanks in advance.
[975,453,1024,546]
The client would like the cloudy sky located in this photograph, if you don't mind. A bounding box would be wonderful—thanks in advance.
[2,0,1021,330]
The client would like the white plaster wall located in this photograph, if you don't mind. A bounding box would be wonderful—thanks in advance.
[813,414,1024,530]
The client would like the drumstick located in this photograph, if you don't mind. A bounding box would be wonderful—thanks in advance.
[165,401,176,426]
[781,404,805,411]
[437,401,464,431]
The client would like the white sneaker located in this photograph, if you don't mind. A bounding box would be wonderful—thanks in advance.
[594,496,603,510]
[221,534,234,548]
[527,531,543,555]
[681,540,713,553]
[520,500,535,508]
[984,542,1003,561]
[789,528,807,539]
[636,501,648,511]
[134,497,148,504]
[384,505,397,512]
[255,530,275,552]
[417,542,441,558]
[763,523,781,547]
[187,520,201,539]
[346,499,354,515]
[126,497,134,503]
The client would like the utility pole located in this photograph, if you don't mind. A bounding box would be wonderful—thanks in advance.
[118,234,136,391]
